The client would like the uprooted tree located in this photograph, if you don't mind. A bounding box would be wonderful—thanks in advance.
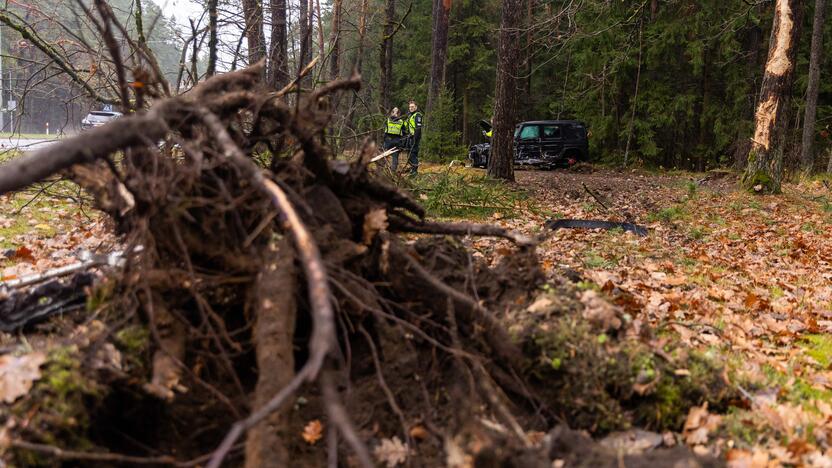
[0,61,738,466]
[0,2,742,465]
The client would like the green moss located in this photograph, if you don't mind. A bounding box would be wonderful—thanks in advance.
[802,334,832,368]
[10,346,104,465]
[115,325,150,368]
[741,169,779,194]
[522,311,736,433]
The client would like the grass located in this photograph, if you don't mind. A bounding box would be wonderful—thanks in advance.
[0,182,87,250]
[404,165,534,219]
[648,205,686,223]
[802,334,832,369]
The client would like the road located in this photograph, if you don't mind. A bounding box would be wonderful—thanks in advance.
[0,137,60,152]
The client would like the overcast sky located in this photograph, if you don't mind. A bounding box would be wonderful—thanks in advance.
[153,0,203,25]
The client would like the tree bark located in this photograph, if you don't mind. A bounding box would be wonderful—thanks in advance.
[242,0,267,72]
[379,0,395,111]
[206,0,218,77]
[347,0,369,128]
[426,0,452,115]
[623,19,643,167]
[299,0,312,84]
[328,0,342,80]
[244,240,296,468]
[268,0,289,90]
[487,0,523,182]
[742,0,802,193]
[799,0,826,173]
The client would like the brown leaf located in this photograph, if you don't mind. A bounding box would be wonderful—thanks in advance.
[12,246,35,263]
[409,425,428,440]
[362,208,388,245]
[373,436,408,467]
[0,352,46,403]
[302,419,324,445]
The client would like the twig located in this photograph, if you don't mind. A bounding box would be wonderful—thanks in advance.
[582,182,609,211]
[321,371,374,467]
[358,326,410,444]
[11,440,243,467]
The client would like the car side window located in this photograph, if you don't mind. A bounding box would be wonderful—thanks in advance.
[519,125,540,140]
[542,125,561,138]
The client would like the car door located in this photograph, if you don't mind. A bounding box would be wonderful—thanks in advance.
[514,124,541,161]
[539,124,564,160]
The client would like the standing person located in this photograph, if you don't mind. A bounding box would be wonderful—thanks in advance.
[383,107,405,171]
[404,100,423,175]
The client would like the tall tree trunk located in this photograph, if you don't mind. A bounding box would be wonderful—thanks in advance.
[206,0,218,77]
[242,0,267,73]
[268,0,289,90]
[623,19,643,167]
[299,0,312,83]
[487,0,523,181]
[800,0,826,173]
[426,0,451,115]
[315,0,325,62]
[379,0,395,111]
[328,0,342,80]
[518,0,533,120]
[347,0,369,128]
[742,0,802,193]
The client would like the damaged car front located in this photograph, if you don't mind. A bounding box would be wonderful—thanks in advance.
[468,120,588,169]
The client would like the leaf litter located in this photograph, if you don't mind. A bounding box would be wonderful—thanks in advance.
[2,164,832,465]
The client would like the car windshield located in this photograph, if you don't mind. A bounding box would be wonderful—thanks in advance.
[518,125,540,140]
[89,112,118,117]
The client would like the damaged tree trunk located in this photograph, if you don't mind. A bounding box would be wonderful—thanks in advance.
[244,240,296,468]
[742,0,802,193]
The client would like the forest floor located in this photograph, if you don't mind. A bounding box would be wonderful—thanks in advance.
[1,163,832,466]
[408,163,832,465]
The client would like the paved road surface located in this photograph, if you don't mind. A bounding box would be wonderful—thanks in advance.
[0,137,60,152]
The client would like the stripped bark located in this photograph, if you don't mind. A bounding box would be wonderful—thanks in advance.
[742,0,802,193]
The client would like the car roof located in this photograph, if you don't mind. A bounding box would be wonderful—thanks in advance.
[518,120,585,126]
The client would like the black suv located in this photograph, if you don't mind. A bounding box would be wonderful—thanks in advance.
[469,120,589,169]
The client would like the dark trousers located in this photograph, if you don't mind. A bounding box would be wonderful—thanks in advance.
[383,135,402,170]
[408,137,420,174]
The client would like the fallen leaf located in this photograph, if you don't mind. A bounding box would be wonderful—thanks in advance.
[0,352,46,403]
[409,425,428,440]
[362,208,388,245]
[374,436,408,467]
[302,419,324,445]
[11,246,35,263]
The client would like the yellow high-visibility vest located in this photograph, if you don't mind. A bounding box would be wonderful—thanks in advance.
[385,118,403,135]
